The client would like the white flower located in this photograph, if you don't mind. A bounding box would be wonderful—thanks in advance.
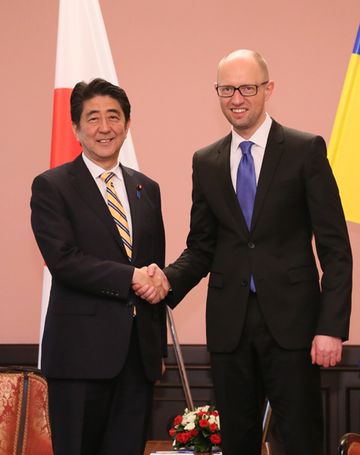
[208,415,216,424]
[197,405,210,412]
[182,410,196,425]
[184,422,196,430]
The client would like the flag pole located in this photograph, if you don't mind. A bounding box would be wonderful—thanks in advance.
[166,307,194,411]
[262,399,272,453]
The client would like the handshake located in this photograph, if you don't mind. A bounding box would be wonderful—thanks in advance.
[132,263,171,304]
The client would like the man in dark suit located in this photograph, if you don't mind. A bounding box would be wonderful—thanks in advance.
[31,78,168,455]
[135,50,352,454]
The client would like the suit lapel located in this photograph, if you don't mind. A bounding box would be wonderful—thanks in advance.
[251,120,284,231]
[68,155,128,257]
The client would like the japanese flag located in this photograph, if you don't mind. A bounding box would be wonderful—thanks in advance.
[39,0,138,364]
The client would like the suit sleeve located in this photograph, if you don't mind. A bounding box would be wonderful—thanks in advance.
[31,173,134,300]
[305,135,352,339]
[164,152,217,306]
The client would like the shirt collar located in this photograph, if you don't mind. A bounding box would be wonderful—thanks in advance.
[231,113,272,149]
[81,153,124,181]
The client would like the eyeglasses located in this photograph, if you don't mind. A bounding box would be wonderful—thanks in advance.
[215,81,269,98]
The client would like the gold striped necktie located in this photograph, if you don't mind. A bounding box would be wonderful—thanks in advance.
[101,172,132,261]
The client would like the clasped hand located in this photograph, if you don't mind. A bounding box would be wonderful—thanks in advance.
[132,264,170,304]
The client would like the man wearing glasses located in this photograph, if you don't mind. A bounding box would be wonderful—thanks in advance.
[135,49,352,454]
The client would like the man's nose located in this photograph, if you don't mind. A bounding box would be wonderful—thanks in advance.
[99,117,111,131]
[231,89,245,103]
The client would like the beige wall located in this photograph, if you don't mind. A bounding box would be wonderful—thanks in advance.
[1,0,359,344]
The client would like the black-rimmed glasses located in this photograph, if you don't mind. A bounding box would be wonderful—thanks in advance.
[216,81,269,98]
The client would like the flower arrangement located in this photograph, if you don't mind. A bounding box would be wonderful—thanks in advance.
[169,405,221,453]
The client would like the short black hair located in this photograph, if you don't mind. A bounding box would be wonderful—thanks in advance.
[70,78,131,126]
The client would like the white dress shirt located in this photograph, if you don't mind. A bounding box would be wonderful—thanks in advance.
[230,113,273,190]
[82,153,133,238]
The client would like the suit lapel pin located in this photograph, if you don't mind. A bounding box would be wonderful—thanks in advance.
[136,184,142,199]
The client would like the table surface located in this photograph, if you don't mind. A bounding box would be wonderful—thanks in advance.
[144,440,172,453]
[144,440,213,455]
[144,440,271,455]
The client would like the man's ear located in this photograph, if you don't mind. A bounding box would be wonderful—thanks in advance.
[264,80,275,101]
[125,117,131,135]
[71,123,80,141]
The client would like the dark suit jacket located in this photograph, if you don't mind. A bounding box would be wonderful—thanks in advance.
[31,154,167,381]
[165,120,352,352]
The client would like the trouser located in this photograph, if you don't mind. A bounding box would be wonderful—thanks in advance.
[210,292,323,455]
[47,321,154,455]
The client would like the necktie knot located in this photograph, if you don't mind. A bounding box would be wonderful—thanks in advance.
[240,141,254,157]
[100,172,115,185]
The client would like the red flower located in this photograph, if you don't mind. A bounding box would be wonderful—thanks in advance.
[191,429,199,437]
[176,433,185,443]
[176,432,192,444]
[210,434,222,445]
[209,423,218,432]
[169,428,176,437]
[199,419,209,428]
[184,432,193,443]
[174,415,183,426]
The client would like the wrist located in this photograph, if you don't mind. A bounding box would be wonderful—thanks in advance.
[132,267,140,284]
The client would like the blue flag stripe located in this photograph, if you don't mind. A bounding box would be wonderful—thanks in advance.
[352,25,360,55]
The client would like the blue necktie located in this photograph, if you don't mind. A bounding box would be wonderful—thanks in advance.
[236,141,256,292]
[236,141,256,229]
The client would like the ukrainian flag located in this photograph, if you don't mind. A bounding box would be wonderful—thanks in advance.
[328,25,360,224]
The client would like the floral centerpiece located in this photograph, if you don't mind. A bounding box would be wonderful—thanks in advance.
[169,405,221,453]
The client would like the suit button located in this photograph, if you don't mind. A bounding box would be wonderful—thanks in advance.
[248,242,255,249]
[241,280,248,287]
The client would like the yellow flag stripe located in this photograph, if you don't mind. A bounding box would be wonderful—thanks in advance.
[328,33,360,224]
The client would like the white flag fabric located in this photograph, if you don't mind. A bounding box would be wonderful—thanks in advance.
[39,0,138,365]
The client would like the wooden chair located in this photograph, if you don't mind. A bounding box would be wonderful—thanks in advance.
[0,368,53,455]
[339,433,360,455]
